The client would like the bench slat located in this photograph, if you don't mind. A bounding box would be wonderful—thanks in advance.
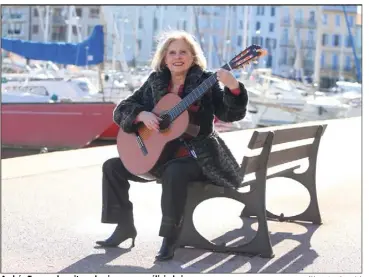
[248,125,326,149]
[244,144,311,174]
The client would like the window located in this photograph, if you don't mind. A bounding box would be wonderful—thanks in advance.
[348,16,354,27]
[87,25,94,35]
[51,26,66,41]
[137,39,142,51]
[282,28,289,42]
[239,20,243,28]
[76,8,82,17]
[237,35,242,47]
[296,9,303,24]
[345,56,351,70]
[271,7,275,16]
[89,8,99,18]
[269,23,274,32]
[54,8,62,16]
[32,25,39,34]
[345,35,351,47]
[256,6,264,15]
[332,34,340,47]
[322,34,329,46]
[183,21,187,31]
[266,38,271,48]
[33,8,38,17]
[320,53,325,67]
[335,14,340,26]
[256,21,261,31]
[138,16,143,29]
[282,49,288,64]
[332,54,339,70]
[323,13,328,25]
[309,11,315,22]
[259,37,263,47]
[308,30,314,44]
[153,17,158,31]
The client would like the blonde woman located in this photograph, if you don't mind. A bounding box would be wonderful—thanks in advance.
[96,30,249,261]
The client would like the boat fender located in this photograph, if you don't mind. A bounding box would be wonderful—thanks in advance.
[50,94,59,102]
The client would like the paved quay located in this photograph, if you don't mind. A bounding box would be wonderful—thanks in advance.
[1,117,362,273]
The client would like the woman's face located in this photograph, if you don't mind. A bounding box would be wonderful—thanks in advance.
[164,39,194,75]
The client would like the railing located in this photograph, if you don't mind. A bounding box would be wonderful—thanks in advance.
[52,15,65,25]
[294,19,317,28]
[280,17,291,26]
[301,40,316,49]
[279,40,294,47]
[303,60,314,70]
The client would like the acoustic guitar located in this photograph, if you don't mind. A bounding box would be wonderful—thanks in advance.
[117,44,267,179]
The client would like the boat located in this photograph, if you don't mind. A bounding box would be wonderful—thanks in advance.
[2,102,117,150]
[1,25,119,150]
[242,69,352,127]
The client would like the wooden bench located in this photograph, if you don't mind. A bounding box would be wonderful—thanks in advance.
[177,123,327,258]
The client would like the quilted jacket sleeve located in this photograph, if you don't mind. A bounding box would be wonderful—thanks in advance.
[210,74,249,122]
[113,76,151,133]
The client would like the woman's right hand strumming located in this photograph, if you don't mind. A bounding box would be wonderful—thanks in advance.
[137,111,162,131]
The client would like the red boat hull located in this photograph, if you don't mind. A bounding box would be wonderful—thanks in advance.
[1,102,117,149]
[99,123,119,140]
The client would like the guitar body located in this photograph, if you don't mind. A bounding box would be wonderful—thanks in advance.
[117,93,189,179]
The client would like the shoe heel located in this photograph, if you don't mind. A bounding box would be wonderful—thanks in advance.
[131,236,136,248]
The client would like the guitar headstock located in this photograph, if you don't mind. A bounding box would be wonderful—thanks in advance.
[224,45,268,71]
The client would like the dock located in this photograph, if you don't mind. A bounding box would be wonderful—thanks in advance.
[1,117,362,273]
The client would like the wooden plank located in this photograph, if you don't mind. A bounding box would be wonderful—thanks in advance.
[244,144,311,174]
[249,125,326,149]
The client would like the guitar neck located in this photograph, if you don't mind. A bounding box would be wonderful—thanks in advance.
[167,64,231,121]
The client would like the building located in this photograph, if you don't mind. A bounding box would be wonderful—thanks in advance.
[355,12,362,82]
[1,6,31,41]
[102,5,252,69]
[276,5,359,87]
[246,6,281,71]
[1,6,101,43]
[318,5,358,88]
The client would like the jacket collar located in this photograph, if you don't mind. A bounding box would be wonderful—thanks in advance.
[150,65,204,104]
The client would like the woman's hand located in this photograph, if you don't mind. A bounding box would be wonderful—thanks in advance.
[216,69,239,90]
[137,111,162,131]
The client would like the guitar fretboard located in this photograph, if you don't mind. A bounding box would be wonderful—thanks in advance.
[167,74,217,121]
[167,62,231,121]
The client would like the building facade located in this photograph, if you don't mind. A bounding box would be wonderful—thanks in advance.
[319,5,358,87]
[2,5,360,86]
[1,6,101,43]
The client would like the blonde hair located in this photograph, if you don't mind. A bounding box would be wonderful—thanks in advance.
[151,30,207,72]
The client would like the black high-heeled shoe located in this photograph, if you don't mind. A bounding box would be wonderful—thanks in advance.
[155,237,176,261]
[96,223,137,247]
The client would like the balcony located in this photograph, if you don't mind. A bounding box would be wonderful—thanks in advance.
[323,5,357,13]
[301,40,316,49]
[279,40,294,47]
[280,17,291,26]
[52,15,65,25]
[278,58,295,67]
[303,59,314,71]
[294,18,317,29]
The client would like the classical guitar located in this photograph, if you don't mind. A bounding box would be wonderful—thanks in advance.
[117,44,267,179]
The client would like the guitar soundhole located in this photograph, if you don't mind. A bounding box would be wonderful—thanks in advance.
[159,113,171,131]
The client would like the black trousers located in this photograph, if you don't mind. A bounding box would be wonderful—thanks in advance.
[101,156,205,238]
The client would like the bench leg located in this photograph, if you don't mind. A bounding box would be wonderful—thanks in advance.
[178,177,274,258]
[257,165,322,225]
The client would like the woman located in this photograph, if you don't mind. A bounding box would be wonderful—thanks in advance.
[96,30,249,261]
